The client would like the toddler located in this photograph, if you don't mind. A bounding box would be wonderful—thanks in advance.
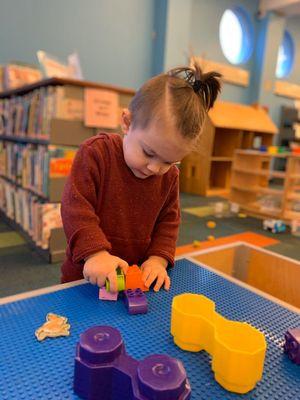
[61,64,221,292]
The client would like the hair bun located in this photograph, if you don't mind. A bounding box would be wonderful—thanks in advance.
[192,79,203,93]
[168,64,222,111]
[193,65,222,111]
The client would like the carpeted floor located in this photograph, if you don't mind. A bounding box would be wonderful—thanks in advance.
[0,193,299,298]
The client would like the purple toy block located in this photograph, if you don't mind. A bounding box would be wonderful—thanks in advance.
[123,288,148,315]
[74,325,191,400]
[284,327,300,365]
[99,287,118,301]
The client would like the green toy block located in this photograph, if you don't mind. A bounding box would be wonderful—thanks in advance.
[105,267,125,292]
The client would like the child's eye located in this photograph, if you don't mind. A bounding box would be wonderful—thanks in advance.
[143,149,154,158]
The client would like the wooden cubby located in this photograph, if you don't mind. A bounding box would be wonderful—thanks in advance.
[179,101,277,196]
[230,149,300,222]
[0,77,135,262]
[192,243,300,308]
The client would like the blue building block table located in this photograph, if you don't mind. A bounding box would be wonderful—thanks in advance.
[0,258,299,399]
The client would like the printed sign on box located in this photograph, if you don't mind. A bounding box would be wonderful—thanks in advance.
[84,88,119,129]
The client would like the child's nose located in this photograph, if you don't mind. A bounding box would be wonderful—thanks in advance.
[147,162,161,174]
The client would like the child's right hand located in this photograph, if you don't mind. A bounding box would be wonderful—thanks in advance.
[83,250,128,292]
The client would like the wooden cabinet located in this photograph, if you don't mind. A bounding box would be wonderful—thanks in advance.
[230,150,300,222]
[179,101,278,196]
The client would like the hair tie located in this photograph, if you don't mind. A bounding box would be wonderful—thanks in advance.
[193,79,202,93]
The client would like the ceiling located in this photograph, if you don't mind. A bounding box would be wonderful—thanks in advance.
[259,0,300,16]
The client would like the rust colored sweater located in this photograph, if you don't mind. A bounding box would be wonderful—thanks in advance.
[61,133,180,282]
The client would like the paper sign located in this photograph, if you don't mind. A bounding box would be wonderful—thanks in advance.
[84,88,119,128]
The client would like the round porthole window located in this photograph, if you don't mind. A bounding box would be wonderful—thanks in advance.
[219,7,254,65]
[276,30,295,79]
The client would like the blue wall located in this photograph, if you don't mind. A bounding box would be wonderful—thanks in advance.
[152,0,168,76]
[190,0,259,104]
[161,0,300,130]
[1,0,300,130]
[269,16,300,126]
[0,0,155,89]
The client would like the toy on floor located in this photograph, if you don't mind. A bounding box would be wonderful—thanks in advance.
[291,219,300,237]
[284,327,300,365]
[73,325,191,400]
[206,220,216,229]
[238,213,247,218]
[35,313,70,341]
[99,265,149,315]
[207,235,215,241]
[230,202,240,214]
[263,219,286,233]
[171,294,267,394]
[193,240,201,248]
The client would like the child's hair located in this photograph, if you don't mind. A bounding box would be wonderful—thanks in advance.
[129,62,222,140]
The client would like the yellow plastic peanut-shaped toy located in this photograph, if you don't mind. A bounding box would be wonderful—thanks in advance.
[171,294,267,394]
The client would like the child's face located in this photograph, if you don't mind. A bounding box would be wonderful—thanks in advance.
[122,110,192,179]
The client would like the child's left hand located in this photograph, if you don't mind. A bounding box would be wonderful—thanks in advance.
[141,256,170,292]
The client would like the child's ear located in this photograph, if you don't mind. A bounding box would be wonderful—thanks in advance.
[121,109,131,134]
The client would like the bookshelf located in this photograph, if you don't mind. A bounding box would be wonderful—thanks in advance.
[230,149,300,222]
[278,105,300,148]
[0,77,135,262]
[275,105,300,171]
[179,101,278,197]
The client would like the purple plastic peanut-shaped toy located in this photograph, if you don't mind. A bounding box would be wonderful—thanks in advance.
[74,326,191,399]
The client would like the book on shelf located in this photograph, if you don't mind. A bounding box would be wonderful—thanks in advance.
[0,77,134,260]
[0,66,4,92]
[0,142,77,197]
[0,177,62,249]
[0,84,86,140]
[0,141,6,175]
[49,145,77,177]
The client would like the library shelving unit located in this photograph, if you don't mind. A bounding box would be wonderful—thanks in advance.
[275,105,300,171]
[278,105,300,147]
[230,149,300,222]
[179,101,278,197]
[0,77,135,262]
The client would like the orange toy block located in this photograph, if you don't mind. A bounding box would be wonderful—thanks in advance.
[125,265,149,292]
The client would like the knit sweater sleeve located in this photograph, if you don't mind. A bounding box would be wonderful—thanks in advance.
[61,142,111,264]
[145,170,180,267]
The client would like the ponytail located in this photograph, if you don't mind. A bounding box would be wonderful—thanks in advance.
[168,64,222,111]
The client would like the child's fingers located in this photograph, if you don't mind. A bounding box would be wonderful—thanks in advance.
[89,276,97,285]
[142,266,151,282]
[107,270,118,292]
[154,274,165,292]
[144,270,157,288]
[83,271,89,282]
[164,275,171,291]
[96,275,106,288]
[118,258,129,274]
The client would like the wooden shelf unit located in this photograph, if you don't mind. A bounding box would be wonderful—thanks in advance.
[0,78,134,262]
[179,101,277,196]
[230,150,300,222]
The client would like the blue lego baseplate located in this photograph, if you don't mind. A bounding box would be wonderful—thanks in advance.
[0,258,299,399]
